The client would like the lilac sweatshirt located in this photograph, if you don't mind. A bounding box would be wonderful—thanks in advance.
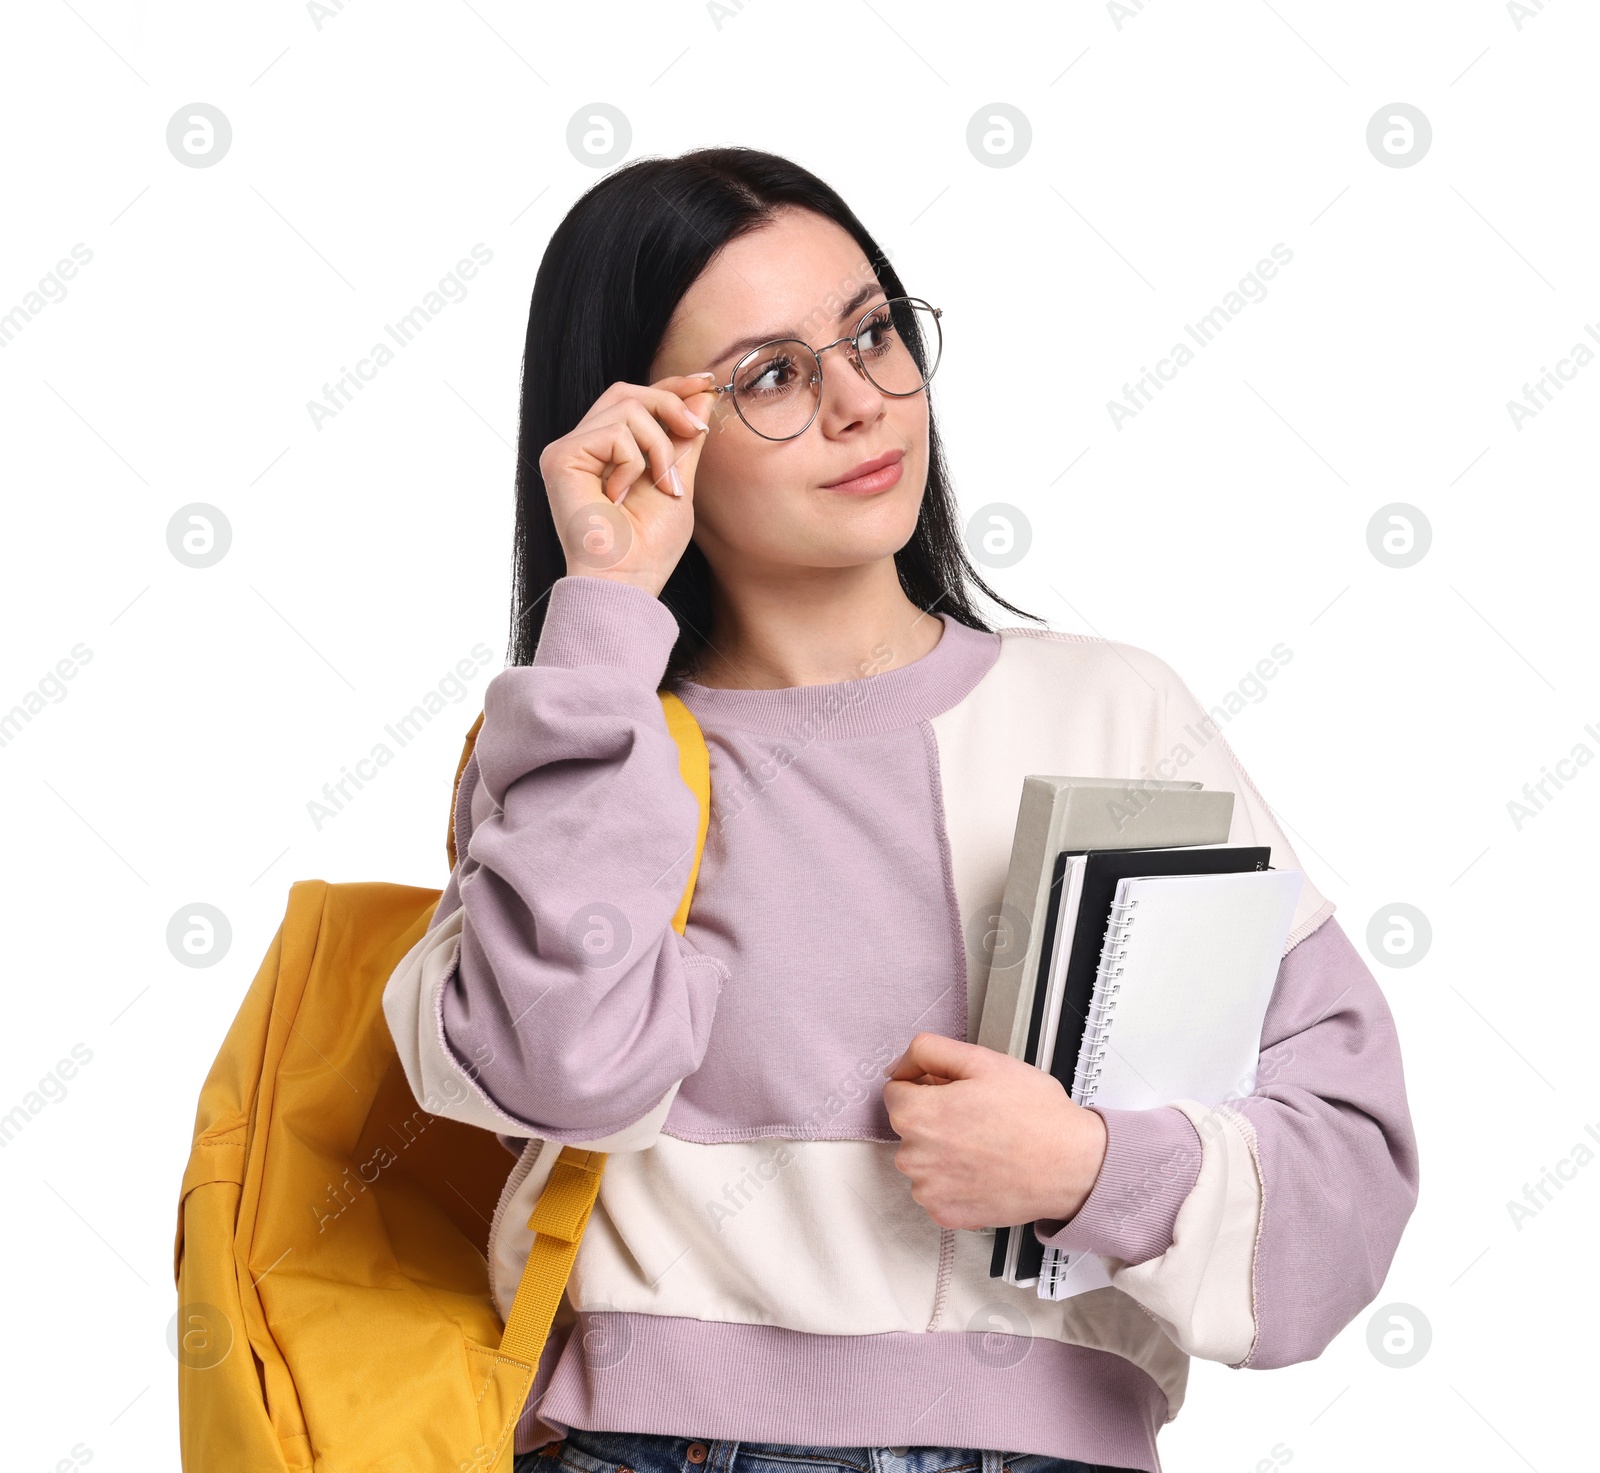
[395,574,1418,1471]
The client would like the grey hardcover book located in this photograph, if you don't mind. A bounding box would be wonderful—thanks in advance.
[974,778,1236,1059]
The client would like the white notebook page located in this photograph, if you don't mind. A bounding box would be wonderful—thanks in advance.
[1078,868,1304,1110]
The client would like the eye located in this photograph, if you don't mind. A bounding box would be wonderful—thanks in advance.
[856,307,899,357]
[736,350,804,398]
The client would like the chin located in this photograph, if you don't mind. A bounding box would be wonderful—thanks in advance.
[812,522,924,569]
[827,487,921,545]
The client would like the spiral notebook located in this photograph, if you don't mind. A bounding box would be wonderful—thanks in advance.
[1035,865,1304,1299]
[993,843,1273,1288]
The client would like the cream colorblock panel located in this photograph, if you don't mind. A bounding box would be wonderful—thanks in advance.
[555,1136,944,1333]
[928,629,1334,1041]
[489,1126,1195,1414]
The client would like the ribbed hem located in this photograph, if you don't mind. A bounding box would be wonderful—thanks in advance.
[670,614,1001,738]
[516,1312,1167,1471]
[1032,1106,1202,1265]
[532,574,681,685]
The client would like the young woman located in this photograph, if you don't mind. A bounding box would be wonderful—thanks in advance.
[385,146,1417,1473]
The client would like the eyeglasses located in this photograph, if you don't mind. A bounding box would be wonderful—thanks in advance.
[706,295,943,442]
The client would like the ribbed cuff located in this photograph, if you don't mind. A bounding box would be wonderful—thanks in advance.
[1032,1105,1202,1266]
[532,574,681,685]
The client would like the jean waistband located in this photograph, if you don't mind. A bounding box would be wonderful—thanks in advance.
[543,1426,1109,1473]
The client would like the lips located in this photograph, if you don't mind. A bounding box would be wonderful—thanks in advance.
[822,448,905,491]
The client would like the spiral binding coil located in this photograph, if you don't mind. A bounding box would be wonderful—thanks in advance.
[1043,891,1141,1301]
[1069,893,1139,1107]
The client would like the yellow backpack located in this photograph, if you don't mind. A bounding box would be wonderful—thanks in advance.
[174,691,711,1473]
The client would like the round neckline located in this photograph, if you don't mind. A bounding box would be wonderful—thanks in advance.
[669,613,1001,739]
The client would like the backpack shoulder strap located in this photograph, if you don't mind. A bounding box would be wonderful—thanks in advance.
[482,689,710,1387]
[656,689,711,935]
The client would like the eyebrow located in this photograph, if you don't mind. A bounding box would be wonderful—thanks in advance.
[705,278,886,374]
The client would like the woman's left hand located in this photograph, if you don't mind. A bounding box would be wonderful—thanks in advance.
[882,1033,1108,1231]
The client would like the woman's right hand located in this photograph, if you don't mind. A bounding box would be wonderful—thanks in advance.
[540,373,718,598]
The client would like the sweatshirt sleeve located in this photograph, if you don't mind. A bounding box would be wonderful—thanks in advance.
[382,574,729,1149]
[1030,648,1418,1367]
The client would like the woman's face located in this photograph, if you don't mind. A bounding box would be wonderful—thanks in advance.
[649,207,930,581]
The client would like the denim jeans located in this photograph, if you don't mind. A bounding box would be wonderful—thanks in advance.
[513,1427,1137,1473]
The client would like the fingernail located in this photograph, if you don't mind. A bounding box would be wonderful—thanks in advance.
[689,371,716,378]
[617,484,629,504]
[668,465,685,497]
[685,412,710,432]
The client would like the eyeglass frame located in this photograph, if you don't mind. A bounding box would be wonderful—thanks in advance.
[704,295,943,442]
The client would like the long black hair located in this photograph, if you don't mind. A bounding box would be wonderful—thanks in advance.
[508,144,1043,677]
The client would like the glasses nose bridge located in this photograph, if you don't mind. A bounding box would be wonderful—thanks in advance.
[812,328,869,386]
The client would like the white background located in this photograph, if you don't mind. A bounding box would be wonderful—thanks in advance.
[1,1,1595,1468]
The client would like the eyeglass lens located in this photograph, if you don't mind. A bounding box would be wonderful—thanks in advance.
[731,297,942,440]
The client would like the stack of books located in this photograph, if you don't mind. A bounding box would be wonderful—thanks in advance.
[976,776,1302,1300]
